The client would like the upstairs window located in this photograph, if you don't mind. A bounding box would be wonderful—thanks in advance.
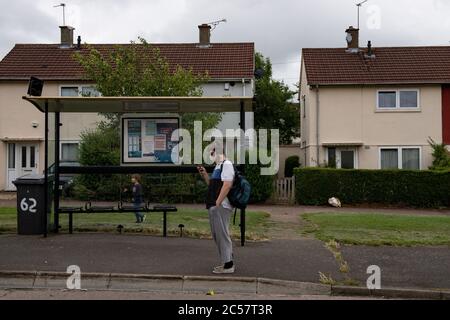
[377,90,419,109]
[399,91,418,108]
[61,87,79,97]
[378,91,397,108]
[61,86,100,97]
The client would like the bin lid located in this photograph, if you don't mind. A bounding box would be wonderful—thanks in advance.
[12,174,46,185]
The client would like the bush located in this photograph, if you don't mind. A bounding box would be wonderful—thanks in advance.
[72,126,122,200]
[295,168,450,208]
[244,150,275,204]
[428,138,450,170]
[79,126,120,166]
[141,173,206,204]
[284,156,300,178]
[72,172,207,203]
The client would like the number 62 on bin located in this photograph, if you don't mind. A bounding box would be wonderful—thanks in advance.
[20,198,37,213]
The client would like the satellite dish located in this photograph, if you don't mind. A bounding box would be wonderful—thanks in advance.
[254,68,265,79]
[27,77,44,97]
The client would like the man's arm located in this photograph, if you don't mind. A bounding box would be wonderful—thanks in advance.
[216,180,232,207]
[197,166,209,185]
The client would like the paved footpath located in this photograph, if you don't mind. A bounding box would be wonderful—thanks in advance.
[0,233,449,292]
[0,234,342,283]
[1,197,450,295]
[0,289,378,300]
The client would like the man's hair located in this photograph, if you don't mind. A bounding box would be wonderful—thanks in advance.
[132,174,141,182]
[212,143,226,157]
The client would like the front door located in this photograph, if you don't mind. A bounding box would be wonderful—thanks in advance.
[6,143,39,191]
[443,85,450,145]
[327,147,358,169]
[340,150,355,169]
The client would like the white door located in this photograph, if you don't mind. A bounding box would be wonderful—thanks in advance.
[6,143,39,191]
[19,144,39,177]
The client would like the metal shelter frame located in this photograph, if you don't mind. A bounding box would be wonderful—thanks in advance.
[22,96,253,246]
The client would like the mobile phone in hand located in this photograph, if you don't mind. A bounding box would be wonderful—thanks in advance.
[197,166,206,174]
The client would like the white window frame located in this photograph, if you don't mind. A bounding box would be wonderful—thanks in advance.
[59,84,101,97]
[5,143,15,191]
[378,146,422,170]
[376,89,421,111]
[60,141,80,162]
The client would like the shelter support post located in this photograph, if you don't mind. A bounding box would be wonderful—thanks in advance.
[69,213,73,234]
[240,99,246,247]
[54,112,60,233]
[163,211,167,237]
[43,102,49,238]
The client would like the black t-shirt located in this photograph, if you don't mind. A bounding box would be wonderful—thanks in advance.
[132,183,143,204]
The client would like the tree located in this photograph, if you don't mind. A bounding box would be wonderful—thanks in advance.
[73,124,122,200]
[74,37,222,130]
[71,38,223,200]
[254,52,300,145]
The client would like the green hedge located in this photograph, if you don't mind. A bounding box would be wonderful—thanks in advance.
[295,168,450,208]
[72,173,207,203]
[284,156,300,178]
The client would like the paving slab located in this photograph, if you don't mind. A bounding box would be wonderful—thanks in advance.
[183,277,257,294]
[257,278,330,296]
[0,276,35,289]
[109,277,183,292]
[34,274,110,290]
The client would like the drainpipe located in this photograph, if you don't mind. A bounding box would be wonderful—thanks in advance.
[315,85,320,166]
[242,78,246,97]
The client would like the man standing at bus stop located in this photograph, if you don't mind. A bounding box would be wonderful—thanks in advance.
[197,146,235,274]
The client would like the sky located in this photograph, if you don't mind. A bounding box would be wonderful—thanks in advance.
[1,0,450,96]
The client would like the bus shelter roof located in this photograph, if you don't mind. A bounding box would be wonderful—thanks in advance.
[22,96,253,113]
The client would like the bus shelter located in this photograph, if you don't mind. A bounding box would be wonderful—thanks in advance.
[22,96,253,246]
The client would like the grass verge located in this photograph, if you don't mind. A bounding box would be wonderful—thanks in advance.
[0,207,270,241]
[302,212,450,246]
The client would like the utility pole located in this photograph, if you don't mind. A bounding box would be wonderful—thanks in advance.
[356,0,368,29]
[54,3,66,26]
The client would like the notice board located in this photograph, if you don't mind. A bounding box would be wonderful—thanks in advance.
[121,115,180,165]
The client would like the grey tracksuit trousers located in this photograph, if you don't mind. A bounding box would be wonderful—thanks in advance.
[208,205,233,264]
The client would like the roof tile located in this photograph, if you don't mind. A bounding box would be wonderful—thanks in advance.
[0,43,255,80]
[302,46,450,85]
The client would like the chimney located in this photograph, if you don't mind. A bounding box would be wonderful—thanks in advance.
[59,26,75,48]
[198,24,211,47]
[77,36,81,50]
[345,26,359,53]
[365,40,376,59]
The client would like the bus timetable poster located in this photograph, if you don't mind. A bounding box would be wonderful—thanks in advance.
[122,117,179,164]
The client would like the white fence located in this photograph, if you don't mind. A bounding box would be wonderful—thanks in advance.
[273,176,296,204]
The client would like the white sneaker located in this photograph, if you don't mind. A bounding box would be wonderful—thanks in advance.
[213,265,235,274]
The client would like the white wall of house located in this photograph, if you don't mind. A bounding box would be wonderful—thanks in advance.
[0,81,103,190]
[202,80,254,143]
[300,61,442,170]
[1,82,48,191]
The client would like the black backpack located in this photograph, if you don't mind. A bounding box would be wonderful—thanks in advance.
[220,162,251,209]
